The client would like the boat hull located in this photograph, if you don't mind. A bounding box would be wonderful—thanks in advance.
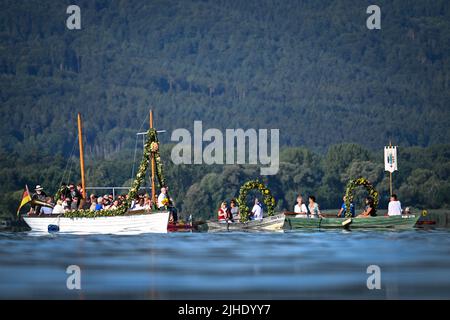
[23,211,170,235]
[200,214,285,232]
[284,214,420,230]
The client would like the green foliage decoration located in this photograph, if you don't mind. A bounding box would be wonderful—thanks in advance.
[63,128,165,218]
[236,179,276,222]
[344,177,379,218]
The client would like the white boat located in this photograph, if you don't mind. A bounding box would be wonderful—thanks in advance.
[20,111,174,235]
[23,211,170,235]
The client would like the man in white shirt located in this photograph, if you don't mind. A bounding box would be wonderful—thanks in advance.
[388,194,403,216]
[157,187,168,209]
[251,198,263,220]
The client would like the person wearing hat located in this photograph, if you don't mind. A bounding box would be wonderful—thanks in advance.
[30,185,48,215]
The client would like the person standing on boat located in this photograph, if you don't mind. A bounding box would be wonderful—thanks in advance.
[68,183,82,209]
[75,183,86,208]
[356,197,377,218]
[251,198,263,220]
[337,195,355,218]
[387,194,402,216]
[158,187,178,223]
[57,183,71,201]
[70,196,79,211]
[157,187,168,209]
[168,197,179,223]
[308,196,323,218]
[294,195,308,216]
[76,183,84,198]
[29,185,47,215]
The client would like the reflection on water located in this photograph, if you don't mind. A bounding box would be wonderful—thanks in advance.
[0,229,449,299]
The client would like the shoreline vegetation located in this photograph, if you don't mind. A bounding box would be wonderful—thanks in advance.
[2,143,450,221]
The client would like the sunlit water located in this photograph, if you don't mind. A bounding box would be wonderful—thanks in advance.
[1,229,449,299]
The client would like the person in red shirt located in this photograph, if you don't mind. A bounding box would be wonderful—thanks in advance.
[218,201,230,221]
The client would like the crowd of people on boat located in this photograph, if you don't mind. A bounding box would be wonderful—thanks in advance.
[217,193,410,222]
[27,184,178,222]
[292,193,409,218]
[217,198,264,222]
[29,183,409,224]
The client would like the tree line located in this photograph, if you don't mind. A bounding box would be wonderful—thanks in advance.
[2,143,449,220]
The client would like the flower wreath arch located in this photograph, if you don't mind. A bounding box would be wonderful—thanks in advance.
[236,179,276,222]
[344,177,379,218]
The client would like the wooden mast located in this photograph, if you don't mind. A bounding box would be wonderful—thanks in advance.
[150,110,157,205]
[77,113,87,200]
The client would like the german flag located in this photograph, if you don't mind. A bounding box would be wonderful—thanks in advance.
[17,185,32,216]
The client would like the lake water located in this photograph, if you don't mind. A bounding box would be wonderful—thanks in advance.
[1,229,449,299]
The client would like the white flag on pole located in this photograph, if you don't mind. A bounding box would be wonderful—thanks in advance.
[384,146,398,173]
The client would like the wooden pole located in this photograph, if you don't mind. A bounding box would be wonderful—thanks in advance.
[150,110,157,205]
[389,141,393,196]
[389,172,392,196]
[77,113,87,200]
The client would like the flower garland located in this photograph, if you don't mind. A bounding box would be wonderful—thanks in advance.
[63,128,166,218]
[236,179,276,222]
[344,177,379,218]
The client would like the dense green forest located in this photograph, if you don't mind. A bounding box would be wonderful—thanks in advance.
[0,0,449,218]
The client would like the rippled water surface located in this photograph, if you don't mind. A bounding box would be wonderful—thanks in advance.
[1,229,449,299]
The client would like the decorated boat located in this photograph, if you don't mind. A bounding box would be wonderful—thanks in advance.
[19,111,171,234]
[199,179,284,232]
[23,210,170,235]
[284,177,421,230]
[283,213,420,230]
[199,213,285,232]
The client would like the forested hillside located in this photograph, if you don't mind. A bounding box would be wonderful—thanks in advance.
[1,0,449,153]
[1,0,449,217]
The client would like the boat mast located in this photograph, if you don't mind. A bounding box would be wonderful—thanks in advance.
[389,140,393,196]
[150,109,157,205]
[77,113,87,200]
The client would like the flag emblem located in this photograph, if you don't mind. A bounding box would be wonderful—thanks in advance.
[384,146,398,173]
[17,185,32,216]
